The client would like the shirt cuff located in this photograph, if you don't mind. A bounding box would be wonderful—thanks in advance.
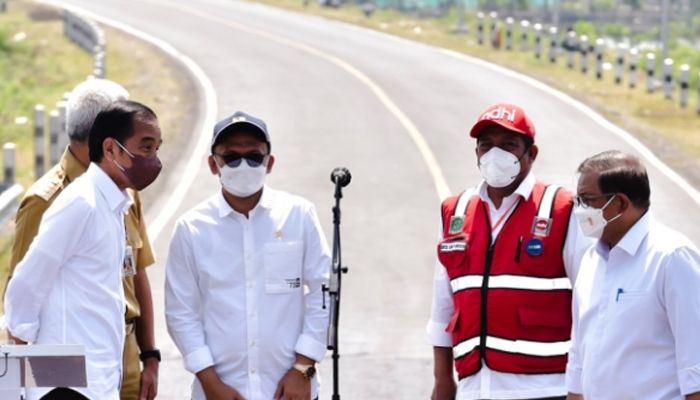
[426,319,452,347]
[6,319,39,343]
[184,346,214,374]
[295,333,327,362]
[678,363,700,395]
[565,364,583,394]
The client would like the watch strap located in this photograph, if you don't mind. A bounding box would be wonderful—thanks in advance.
[139,349,161,362]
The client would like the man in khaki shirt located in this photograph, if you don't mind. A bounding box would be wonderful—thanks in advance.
[4,79,159,400]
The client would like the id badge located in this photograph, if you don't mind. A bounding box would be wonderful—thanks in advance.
[123,245,136,278]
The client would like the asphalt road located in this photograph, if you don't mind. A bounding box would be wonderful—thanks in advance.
[51,0,700,398]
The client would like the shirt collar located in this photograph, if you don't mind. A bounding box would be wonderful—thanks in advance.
[611,211,651,256]
[60,146,88,183]
[477,172,536,204]
[86,163,132,214]
[216,185,274,218]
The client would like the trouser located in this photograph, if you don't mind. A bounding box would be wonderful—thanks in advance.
[120,320,140,400]
[40,388,89,400]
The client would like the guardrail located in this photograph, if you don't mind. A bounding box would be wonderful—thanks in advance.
[468,12,699,113]
[64,9,106,78]
[0,9,106,227]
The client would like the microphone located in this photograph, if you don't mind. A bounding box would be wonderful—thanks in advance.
[330,167,351,187]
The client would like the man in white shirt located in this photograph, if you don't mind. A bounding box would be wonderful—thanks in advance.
[566,150,700,400]
[165,111,330,400]
[428,103,591,400]
[4,100,163,400]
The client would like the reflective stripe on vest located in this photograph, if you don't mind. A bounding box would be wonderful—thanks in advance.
[454,335,571,358]
[451,274,572,292]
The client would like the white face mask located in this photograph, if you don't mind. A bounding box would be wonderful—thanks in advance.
[478,147,522,188]
[573,195,621,239]
[220,162,267,197]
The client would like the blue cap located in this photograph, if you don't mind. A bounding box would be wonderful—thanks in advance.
[211,111,270,151]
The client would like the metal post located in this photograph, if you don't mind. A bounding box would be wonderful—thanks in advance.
[49,110,61,166]
[534,23,542,59]
[628,48,639,89]
[476,12,484,45]
[679,64,690,107]
[548,26,558,64]
[34,105,46,179]
[505,18,514,50]
[646,53,656,93]
[4,143,16,184]
[660,0,670,61]
[663,58,674,99]
[579,35,589,74]
[566,31,577,69]
[520,20,529,52]
[452,0,468,34]
[615,44,626,85]
[489,12,499,49]
[57,101,68,153]
[595,38,604,80]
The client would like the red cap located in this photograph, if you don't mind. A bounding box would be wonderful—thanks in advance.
[469,103,536,140]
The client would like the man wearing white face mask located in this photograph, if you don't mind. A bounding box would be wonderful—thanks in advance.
[566,150,700,400]
[429,103,592,400]
[165,111,331,400]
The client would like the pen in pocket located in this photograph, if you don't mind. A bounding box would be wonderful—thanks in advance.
[616,288,624,302]
[514,236,523,262]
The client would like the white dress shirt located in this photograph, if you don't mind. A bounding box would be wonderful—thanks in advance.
[566,213,700,399]
[165,186,330,400]
[427,173,593,399]
[4,163,130,400]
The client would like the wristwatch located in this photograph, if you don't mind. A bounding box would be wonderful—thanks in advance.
[292,363,316,380]
[139,349,161,363]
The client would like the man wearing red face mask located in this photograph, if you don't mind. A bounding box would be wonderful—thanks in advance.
[4,100,163,400]
[428,103,592,400]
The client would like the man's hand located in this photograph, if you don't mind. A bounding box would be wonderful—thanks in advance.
[273,368,311,400]
[7,330,27,345]
[139,358,159,400]
[431,379,456,400]
[566,393,584,400]
[197,367,245,400]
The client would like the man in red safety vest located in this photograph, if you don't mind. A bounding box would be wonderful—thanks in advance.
[428,103,591,400]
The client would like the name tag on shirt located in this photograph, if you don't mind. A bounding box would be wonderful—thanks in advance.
[440,241,467,253]
[123,245,136,278]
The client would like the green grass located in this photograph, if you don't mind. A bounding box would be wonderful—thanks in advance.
[251,0,700,178]
[0,0,192,297]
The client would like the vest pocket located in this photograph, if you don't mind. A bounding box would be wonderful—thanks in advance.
[437,236,469,272]
[518,306,571,339]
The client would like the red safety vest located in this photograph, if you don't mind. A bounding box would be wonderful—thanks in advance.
[437,182,573,379]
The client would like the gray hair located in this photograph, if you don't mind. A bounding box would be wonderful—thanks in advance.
[66,78,129,142]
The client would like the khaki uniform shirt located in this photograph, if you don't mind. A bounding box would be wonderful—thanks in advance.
[7,147,155,320]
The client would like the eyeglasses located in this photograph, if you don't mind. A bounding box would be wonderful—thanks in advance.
[574,193,615,208]
[214,152,267,168]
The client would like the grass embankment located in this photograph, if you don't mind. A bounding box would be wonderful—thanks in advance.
[253,0,700,183]
[0,0,190,292]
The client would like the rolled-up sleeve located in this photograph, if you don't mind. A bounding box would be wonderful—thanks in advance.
[165,221,214,374]
[663,246,700,395]
[295,204,330,362]
[427,259,454,347]
[4,198,89,342]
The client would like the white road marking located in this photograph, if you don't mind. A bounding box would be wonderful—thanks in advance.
[144,0,453,201]
[36,0,219,241]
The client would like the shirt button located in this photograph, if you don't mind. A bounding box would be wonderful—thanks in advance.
[250,340,256,347]
[247,282,253,289]
[251,369,256,374]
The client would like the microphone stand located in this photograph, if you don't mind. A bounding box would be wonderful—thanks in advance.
[324,169,350,400]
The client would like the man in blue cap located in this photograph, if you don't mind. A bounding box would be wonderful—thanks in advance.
[165,111,330,400]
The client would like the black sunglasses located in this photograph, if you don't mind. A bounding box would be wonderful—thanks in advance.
[214,152,267,168]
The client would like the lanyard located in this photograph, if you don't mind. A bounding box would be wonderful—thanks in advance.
[490,198,521,236]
